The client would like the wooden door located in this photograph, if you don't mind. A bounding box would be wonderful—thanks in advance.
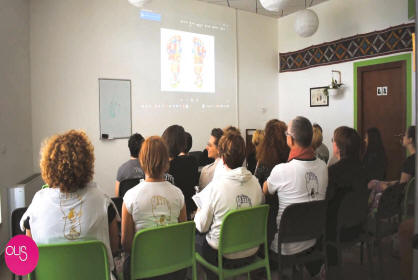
[357,61,407,180]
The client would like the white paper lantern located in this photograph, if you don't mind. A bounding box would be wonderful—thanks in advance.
[259,0,291,12]
[294,9,319,38]
[128,0,151,8]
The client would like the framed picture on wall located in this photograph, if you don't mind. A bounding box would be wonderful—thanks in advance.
[310,87,329,107]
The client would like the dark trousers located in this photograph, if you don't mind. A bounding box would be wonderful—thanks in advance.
[123,255,187,280]
[195,232,256,280]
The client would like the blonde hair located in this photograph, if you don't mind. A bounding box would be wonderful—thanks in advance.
[40,130,94,193]
[312,126,323,150]
[252,130,264,147]
[140,136,170,179]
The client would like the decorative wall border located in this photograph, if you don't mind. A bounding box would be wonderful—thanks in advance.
[279,23,415,72]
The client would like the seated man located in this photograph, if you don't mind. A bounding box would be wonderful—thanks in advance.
[114,133,145,196]
[194,132,264,280]
[263,116,328,257]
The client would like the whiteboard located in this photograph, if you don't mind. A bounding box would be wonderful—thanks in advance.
[99,79,132,139]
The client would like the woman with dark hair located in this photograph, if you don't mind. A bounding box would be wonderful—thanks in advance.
[20,130,119,279]
[362,127,387,182]
[162,125,198,218]
[325,126,368,271]
[254,119,290,246]
[368,126,416,214]
[199,128,224,189]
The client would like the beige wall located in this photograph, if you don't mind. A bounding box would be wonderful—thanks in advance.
[0,0,33,252]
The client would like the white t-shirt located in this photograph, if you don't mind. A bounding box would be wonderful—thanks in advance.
[211,158,226,182]
[267,158,328,255]
[20,182,116,272]
[123,181,185,231]
[194,167,264,259]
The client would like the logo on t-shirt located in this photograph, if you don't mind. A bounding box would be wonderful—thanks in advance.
[236,194,252,208]
[151,195,172,226]
[59,193,83,240]
[305,172,319,200]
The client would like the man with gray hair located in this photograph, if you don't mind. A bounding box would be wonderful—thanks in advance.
[263,116,328,258]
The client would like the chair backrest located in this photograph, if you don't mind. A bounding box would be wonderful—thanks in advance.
[11,207,28,236]
[278,200,327,244]
[219,205,269,255]
[131,221,195,279]
[337,190,370,231]
[402,177,415,219]
[119,178,141,197]
[376,182,405,220]
[32,240,110,280]
[111,197,123,217]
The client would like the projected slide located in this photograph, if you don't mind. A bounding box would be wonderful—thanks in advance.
[161,28,215,93]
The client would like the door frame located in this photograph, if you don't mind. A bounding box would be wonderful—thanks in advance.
[353,53,412,131]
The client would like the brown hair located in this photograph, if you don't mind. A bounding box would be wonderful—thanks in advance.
[40,130,94,193]
[218,133,246,169]
[223,126,241,136]
[162,125,185,158]
[140,136,170,179]
[257,119,289,168]
[252,130,264,147]
[312,125,323,150]
[333,126,361,160]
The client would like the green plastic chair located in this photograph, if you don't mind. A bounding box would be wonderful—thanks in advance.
[195,204,271,280]
[130,221,197,280]
[30,240,110,280]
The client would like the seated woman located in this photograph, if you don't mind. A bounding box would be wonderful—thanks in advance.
[312,123,329,164]
[20,130,119,279]
[194,133,264,280]
[368,126,416,213]
[254,119,289,247]
[122,136,187,280]
[199,128,224,189]
[246,129,264,174]
[325,126,368,269]
[162,125,199,217]
[362,127,387,182]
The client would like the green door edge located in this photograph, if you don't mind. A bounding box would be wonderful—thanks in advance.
[353,52,412,131]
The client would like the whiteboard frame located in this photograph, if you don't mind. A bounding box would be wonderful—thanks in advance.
[99,78,132,140]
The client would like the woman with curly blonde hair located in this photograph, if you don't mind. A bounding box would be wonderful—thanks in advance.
[254,119,290,247]
[20,130,118,278]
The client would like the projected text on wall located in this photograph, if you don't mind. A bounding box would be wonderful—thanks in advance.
[161,28,215,93]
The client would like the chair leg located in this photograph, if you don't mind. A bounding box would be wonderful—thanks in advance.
[360,241,364,265]
[337,245,343,280]
[192,263,197,280]
[377,238,384,280]
[366,240,374,280]
[247,272,251,280]
[265,262,272,280]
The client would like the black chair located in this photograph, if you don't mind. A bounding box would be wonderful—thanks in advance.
[119,178,141,197]
[276,200,328,280]
[327,190,374,280]
[11,207,28,280]
[368,182,405,280]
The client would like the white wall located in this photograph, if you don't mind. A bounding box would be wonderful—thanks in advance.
[0,0,33,251]
[30,0,278,195]
[237,10,279,132]
[278,0,413,153]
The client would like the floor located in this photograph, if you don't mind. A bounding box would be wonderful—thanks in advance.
[0,238,401,280]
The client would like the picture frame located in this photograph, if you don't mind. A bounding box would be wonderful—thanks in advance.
[310,87,329,107]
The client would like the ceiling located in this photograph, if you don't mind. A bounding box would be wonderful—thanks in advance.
[198,0,328,18]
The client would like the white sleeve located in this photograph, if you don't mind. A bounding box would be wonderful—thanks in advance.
[19,191,40,231]
[266,164,284,194]
[193,187,214,233]
[123,189,135,215]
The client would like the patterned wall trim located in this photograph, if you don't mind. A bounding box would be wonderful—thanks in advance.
[279,23,415,72]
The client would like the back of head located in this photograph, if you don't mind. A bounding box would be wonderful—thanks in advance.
[162,125,186,158]
[184,132,192,153]
[257,119,288,168]
[366,127,384,154]
[129,133,145,158]
[211,128,224,147]
[40,130,94,193]
[334,126,361,160]
[312,126,323,150]
[252,130,264,147]
[290,116,313,148]
[218,133,246,169]
[407,125,416,147]
[223,125,241,136]
[140,136,169,179]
